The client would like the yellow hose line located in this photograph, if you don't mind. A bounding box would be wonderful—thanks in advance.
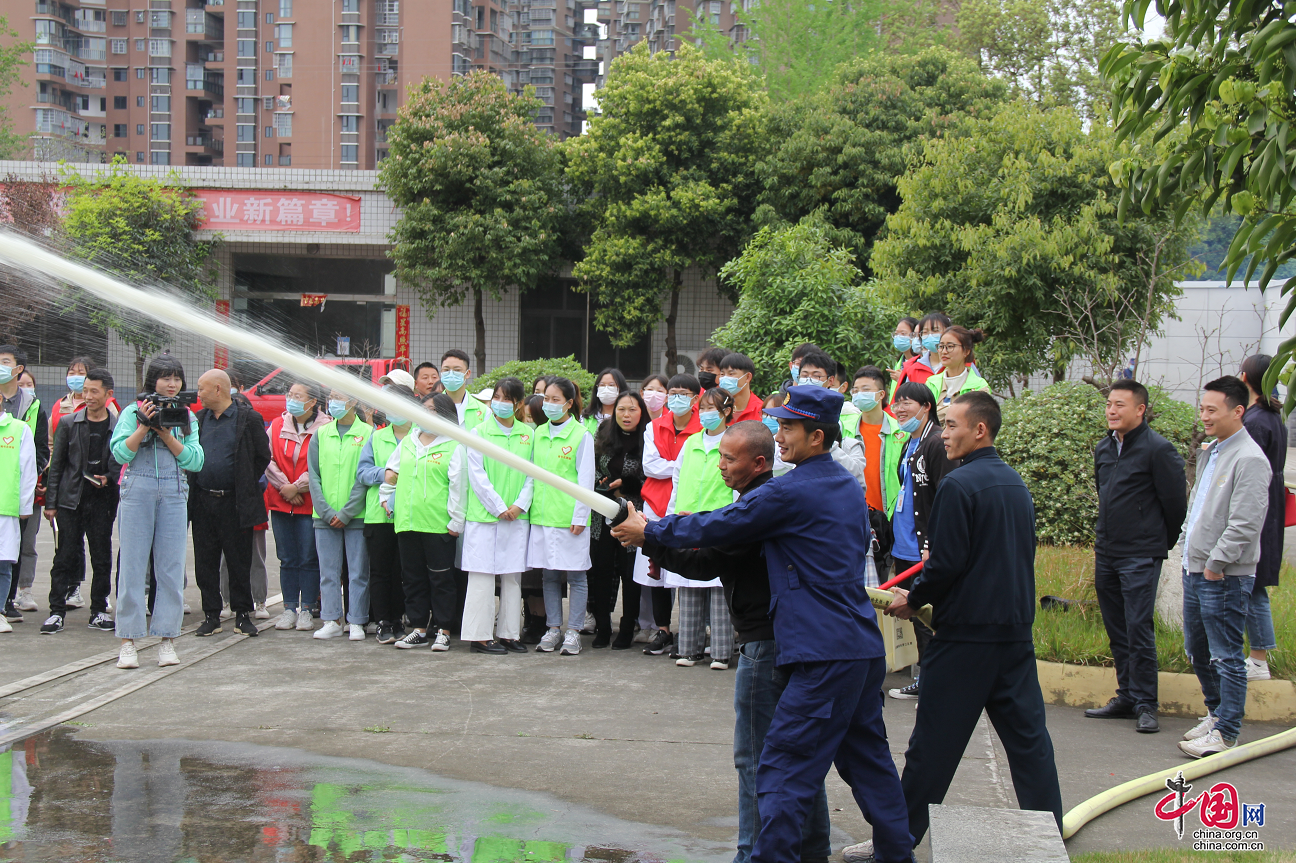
[1061,725,1296,838]
[867,587,934,631]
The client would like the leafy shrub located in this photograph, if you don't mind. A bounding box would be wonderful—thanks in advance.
[997,381,1195,545]
[479,356,596,401]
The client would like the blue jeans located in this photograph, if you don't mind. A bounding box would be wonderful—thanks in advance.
[1183,571,1254,740]
[116,470,189,639]
[734,639,831,863]
[1247,584,1277,652]
[316,526,369,624]
[0,560,12,612]
[542,569,587,630]
[272,512,319,611]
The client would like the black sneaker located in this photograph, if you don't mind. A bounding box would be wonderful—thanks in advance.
[395,630,429,649]
[195,615,223,637]
[234,614,259,636]
[39,614,64,634]
[4,603,23,623]
[888,680,920,700]
[376,623,397,645]
[88,613,115,631]
[643,629,673,656]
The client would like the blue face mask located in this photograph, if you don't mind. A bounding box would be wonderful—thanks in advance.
[667,394,692,416]
[892,335,912,353]
[440,370,466,392]
[491,400,515,419]
[798,376,828,388]
[542,402,568,422]
[699,410,723,431]
[327,399,350,419]
[899,416,922,434]
[66,374,86,392]
[762,415,780,435]
[788,363,800,382]
[910,336,923,353]
[922,334,941,352]
[852,392,880,411]
[285,398,307,417]
[386,413,408,426]
[0,366,13,385]
[718,375,743,395]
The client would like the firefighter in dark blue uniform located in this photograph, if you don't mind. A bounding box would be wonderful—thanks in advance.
[619,387,913,863]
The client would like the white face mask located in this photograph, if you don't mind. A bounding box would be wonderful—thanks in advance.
[597,386,618,405]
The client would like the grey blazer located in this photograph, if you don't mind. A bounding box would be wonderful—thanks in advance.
[1177,427,1272,576]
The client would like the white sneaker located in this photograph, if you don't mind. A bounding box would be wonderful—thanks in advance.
[0,618,12,633]
[1246,657,1271,681]
[431,631,451,652]
[1183,713,1218,741]
[842,840,874,863]
[66,588,85,609]
[15,589,36,612]
[117,641,139,669]
[560,629,582,655]
[633,627,653,643]
[220,606,234,621]
[274,610,297,630]
[537,627,562,652]
[295,609,314,631]
[313,620,344,640]
[582,612,596,634]
[157,640,180,667]
[254,603,270,620]
[183,602,191,614]
[105,598,112,613]
[348,624,365,641]
[1179,728,1237,759]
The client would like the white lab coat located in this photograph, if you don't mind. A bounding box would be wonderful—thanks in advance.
[661,430,729,589]
[524,418,594,571]
[0,422,36,563]
[461,419,534,575]
[635,422,682,587]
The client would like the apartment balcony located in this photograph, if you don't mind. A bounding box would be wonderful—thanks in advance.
[186,10,224,41]
[375,12,400,25]
[204,51,224,65]
[186,134,224,154]
[185,76,224,97]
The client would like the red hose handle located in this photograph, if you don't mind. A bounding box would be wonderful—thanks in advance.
[879,560,923,591]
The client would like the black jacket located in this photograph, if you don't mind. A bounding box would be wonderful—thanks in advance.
[641,471,774,644]
[1093,421,1187,558]
[909,447,1036,642]
[904,419,958,555]
[189,399,272,529]
[45,409,121,510]
[1243,404,1287,587]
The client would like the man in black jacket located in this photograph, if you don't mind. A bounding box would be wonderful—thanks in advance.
[1085,379,1187,734]
[40,368,120,633]
[629,421,832,863]
[887,391,1062,843]
[190,369,272,637]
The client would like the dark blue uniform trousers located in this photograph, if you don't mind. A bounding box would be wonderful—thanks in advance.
[900,639,1064,844]
[753,657,912,863]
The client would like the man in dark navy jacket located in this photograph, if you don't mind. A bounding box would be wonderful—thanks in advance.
[618,386,912,863]
[886,391,1062,843]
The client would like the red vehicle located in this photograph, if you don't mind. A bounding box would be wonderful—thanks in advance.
[244,358,410,425]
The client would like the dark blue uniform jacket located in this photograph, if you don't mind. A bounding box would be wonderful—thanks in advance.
[644,452,883,667]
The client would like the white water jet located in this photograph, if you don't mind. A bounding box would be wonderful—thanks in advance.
[0,230,621,521]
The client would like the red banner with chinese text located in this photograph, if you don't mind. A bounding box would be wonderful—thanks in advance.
[193,190,361,232]
[214,300,230,369]
[395,305,410,362]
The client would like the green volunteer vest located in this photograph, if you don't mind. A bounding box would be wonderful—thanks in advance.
[675,431,732,514]
[465,419,534,524]
[529,417,587,528]
[364,424,404,524]
[0,413,24,517]
[21,397,39,436]
[840,411,909,518]
[926,367,991,404]
[461,398,486,430]
[312,418,373,518]
[394,433,459,534]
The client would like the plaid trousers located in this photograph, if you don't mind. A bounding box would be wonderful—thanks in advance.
[676,585,733,660]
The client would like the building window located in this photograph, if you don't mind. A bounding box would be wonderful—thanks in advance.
[111,11,127,26]
[339,115,358,133]
[626,3,640,18]
[110,39,127,54]
[266,13,275,24]
[237,124,255,142]
[530,29,554,44]
[276,53,292,76]
[265,41,273,53]
[238,40,256,57]
[265,70,275,81]
[149,11,171,27]
[264,125,273,137]
[265,153,273,165]
[340,144,358,163]
[279,0,293,18]
[113,95,127,109]
[137,96,145,107]
[151,95,170,112]
[340,25,360,42]
[236,98,255,114]
[112,68,127,81]
[113,124,126,137]
[339,56,358,72]
[237,11,256,28]
[135,10,145,23]
[136,124,145,135]
[237,68,255,85]
[236,152,255,167]
[342,0,359,11]
[341,84,359,103]
[276,24,292,47]
[134,38,145,51]
[136,151,145,162]
[150,151,170,165]
[149,39,171,57]
[279,155,292,166]
[274,113,292,137]
[150,123,170,140]
[151,67,171,84]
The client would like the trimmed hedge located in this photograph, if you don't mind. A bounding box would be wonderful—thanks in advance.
[478,356,596,401]
[997,381,1195,545]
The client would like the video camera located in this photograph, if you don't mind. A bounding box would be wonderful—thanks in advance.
[137,391,198,429]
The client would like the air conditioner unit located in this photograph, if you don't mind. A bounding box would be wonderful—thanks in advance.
[661,349,702,377]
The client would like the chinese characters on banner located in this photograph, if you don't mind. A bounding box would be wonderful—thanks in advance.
[395,305,410,362]
[193,190,362,232]
[214,300,230,370]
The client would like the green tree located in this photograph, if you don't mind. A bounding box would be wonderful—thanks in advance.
[379,72,563,374]
[0,17,31,159]
[754,48,1008,271]
[564,43,767,373]
[872,102,1201,389]
[1100,0,1296,410]
[59,159,217,388]
[711,216,892,395]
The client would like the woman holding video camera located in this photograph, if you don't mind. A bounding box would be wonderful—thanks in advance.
[110,355,204,670]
